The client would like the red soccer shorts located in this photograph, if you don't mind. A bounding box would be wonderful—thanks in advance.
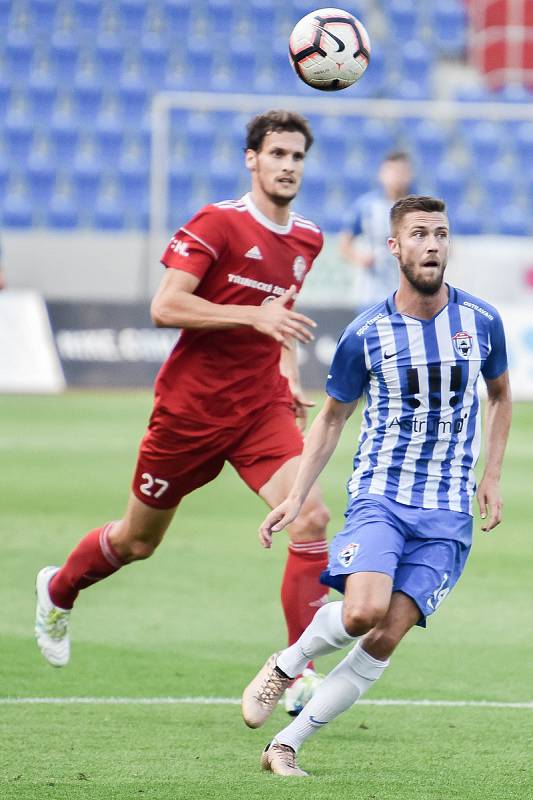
[132,402,304,509]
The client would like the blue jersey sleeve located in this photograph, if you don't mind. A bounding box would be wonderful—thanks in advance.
[481,310,508,380]
[326,323,369,402]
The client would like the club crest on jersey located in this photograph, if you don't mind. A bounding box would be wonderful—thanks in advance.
[292,256,306,282]
[338,542,359,568]
[452,331,473,358]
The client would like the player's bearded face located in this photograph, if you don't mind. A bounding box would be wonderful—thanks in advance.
[247,130,306,206]
[392,212,449,295]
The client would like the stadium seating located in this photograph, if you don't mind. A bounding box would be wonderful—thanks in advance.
[0,0,530,234]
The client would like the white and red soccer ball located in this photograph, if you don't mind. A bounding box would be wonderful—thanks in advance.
[289,7,371,91]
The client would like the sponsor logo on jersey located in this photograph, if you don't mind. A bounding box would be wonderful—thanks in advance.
[292,255,307,282]
[169,238,189,257]
[227,273,288,297]
[338,542,359,567]
[389,413,468,436]
[244,245,263,260]
[452,331,473,358]
[462,300,493,321]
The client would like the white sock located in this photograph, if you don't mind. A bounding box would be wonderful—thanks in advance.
[276,601,355,678]
[275,641,389,752]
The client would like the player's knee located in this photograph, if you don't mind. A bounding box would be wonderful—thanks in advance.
[291,501,330,539]
[342,601,387,637]
[362,628,401,660]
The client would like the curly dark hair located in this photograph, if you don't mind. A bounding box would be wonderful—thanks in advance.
[390,195,447,233]
[245,110,314,152]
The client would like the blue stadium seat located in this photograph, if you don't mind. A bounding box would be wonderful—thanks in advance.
[205,0,235,34]
[452,202,484,235]
[0,74,9,119]
[140,32,168,88]
[401,40,432,85]
[72,146,102,205]
[434,161,467,210]
[162,0,192,33]
[2,184,33,227]
[186,38,214,85]
[163,63,188,91]
[117,72,148,120]
[482,163,518,209]
[73,70,103,122]
[411,120,447,169]
[0,0,10,27]
[94,109,124,166]
[95,32,124,86]
[316,117,348,161]
[5,28,35,79]
[388,0,419,42]
[4,103,34,160]
[363,43,387,97]
[389,79,430,101]
[494,85,533,104]
[50,29,80,83]
[117,148,149,209]
[93,187,126,230]
[454,85,493,103]
[73,0,103,32]
[47,188,80,228]
[29,0,58,30]
[496,205,530,237]
[433,2,467,57]
[0,152,8,197]
[342,163,372,200]
[186,113,217,161]
[169,164,194,211]
[118,0,147,33]
[463,121,503,170]
[249,0,276,37]
[208,162,240,202]
[50,104,79,160]
[27,67,58,123]
[356,118,395,168]
[27,145,56,204]
[514,122,533,170]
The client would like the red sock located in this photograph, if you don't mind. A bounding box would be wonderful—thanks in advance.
[49,524,124,610]
[281,539,329,650]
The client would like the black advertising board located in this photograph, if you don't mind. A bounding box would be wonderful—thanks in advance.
[46,302,355,390]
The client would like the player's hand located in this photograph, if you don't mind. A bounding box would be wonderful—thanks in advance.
[476,476,503,532]
[291,385,315,431]
[252,285,317,347]
[259,498,302,549]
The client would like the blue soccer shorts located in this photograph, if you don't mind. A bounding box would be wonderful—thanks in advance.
[321,493,472,627]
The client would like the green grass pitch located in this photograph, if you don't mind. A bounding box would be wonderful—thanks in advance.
[1,392,532,799]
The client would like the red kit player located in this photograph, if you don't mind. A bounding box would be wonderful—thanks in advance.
[35,110,330,690]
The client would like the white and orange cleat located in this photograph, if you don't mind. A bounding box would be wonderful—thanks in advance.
[34,566,71,667]
[242,652,291,728]
[261,741,309,777]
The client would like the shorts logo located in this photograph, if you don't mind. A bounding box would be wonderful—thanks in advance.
[293,256,307,282]
[426,572,450,611]
[452,331,473,358]
[338,542,359,568]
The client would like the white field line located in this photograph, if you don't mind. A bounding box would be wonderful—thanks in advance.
[1,697,532,709]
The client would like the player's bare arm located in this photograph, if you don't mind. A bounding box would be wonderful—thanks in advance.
[477,370,512,532]
[339,231,374,269]
[151,269,316,346]
[259,395,358,547]
[279,337,315,430]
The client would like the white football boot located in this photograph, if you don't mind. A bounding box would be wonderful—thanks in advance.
[35,566,71,667]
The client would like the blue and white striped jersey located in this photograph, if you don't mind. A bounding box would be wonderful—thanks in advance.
[326,286,508,515]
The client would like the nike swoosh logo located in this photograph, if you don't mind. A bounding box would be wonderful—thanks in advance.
[383,351,398,360]
[317,26,345,53]
[309,715,328,725]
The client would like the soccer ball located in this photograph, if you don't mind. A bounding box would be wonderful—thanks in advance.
[283,668,324,716]
[288,7,371,91]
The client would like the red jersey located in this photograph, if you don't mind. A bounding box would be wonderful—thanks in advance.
[155,193,323,426]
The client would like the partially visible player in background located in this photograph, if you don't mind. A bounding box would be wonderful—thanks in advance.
[339,151,414,311]
[243,195,512,777]
[34,110,330,695]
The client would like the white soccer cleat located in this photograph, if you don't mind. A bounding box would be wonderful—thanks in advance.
[284,667,324,717]
[242,652,291,728]
[35,566,71,667]
[261,741,309,777]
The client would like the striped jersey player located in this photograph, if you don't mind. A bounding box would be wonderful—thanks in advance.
[327,285,507,519]
[242,195,512,778]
